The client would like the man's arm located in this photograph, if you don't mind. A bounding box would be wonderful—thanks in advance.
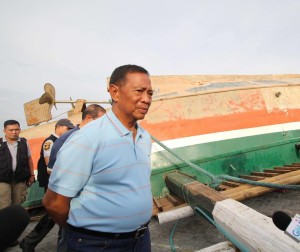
[44,156,50,166]
[43,188,71,227]
[26,141,35,186]
[28,156,34,176]
[43,140,54,166]
[27,156,35,186]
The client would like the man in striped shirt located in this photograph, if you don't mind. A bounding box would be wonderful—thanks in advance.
[43,64,154,252]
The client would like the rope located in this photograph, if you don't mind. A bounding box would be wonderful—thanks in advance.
[168,184,249,252]
[169,220,179,252]
[194,207,250,252]
[151,135,300,190]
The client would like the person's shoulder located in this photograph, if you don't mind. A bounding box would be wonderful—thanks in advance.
[43,139,54,151]
[81,115,107,133]
[20,137,27,142]
[61,128,77,140]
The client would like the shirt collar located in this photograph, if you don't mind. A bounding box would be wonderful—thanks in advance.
[106,110,142,137]
[52,133,59,138]
[3,136,21,142]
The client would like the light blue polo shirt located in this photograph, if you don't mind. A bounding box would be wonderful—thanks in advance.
[49,110,153,233]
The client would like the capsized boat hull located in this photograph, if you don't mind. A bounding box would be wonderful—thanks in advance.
[20,74,300,206]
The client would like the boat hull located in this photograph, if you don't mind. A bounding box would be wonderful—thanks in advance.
[20,74,300,206]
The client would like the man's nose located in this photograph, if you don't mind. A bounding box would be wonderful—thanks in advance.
[141,92,152,104]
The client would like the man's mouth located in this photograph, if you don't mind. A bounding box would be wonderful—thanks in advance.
[138,108,148,114]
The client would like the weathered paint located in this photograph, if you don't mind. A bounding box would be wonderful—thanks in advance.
[150,128,300,197]
[19,74,300,206]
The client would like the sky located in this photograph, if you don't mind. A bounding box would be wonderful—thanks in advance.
[1,0,300,131]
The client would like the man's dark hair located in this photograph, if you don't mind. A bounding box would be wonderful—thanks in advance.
[82,104,106,120]
[4,120,20,129]
[109,64,149,87]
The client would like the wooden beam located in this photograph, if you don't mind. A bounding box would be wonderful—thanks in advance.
[222,181,240,187]
[165,172,228,214]
[153,197,163,212]
[251,171,277,177]
[165,172,300,251]
[221,169,300,200]
[216,185,229,191]
[166,193,181,206]
[239,175,264,181]
[152,197,186,216]
[264,169,291,174]
[284,164,300,168]
[213,199,300,251]
[280,166,300,171]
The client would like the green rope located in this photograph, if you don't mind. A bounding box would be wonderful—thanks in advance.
[194,207,250,252]
[151,135,300,190]
[169,220,179,252]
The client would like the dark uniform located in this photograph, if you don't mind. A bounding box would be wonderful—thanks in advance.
[20,134,58,252]
[37,134,57,189]
[0,137,31,209]
[0,137,30,184]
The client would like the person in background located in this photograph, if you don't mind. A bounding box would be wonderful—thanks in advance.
[0,119,34,247]
[47,104,106,174]
[43,64,154,252]
[19,118,74,252]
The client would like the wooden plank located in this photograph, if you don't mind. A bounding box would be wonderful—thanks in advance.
[239,175,264,181]
[152,197,186,216]
[222,181,240,187]
[282,166,300,170]
[276,167,300,171]
[165,172,300,251]
[153,197,163,212]
[166,193,181,206]
[213,199,300,251]
[264,169,291,174]
[165,172,228,214]
[284,164,300,169]
[221,169,300,200]
[216,185,228,191]
[251,171,277,177]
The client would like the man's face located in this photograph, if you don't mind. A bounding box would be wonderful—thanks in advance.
[112,72,153,122]
[3,124,21,141]
[56,125,70,137]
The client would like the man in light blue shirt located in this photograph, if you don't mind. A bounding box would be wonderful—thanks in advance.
[43,64,154,252]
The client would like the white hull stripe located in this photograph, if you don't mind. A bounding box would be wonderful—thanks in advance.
[151,121,300,154]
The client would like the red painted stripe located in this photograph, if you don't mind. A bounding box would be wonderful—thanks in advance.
[141,108,300,141]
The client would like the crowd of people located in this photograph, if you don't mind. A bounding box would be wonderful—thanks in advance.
[0,64,153,252]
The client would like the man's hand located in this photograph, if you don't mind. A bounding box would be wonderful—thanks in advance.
[27,176,35,187]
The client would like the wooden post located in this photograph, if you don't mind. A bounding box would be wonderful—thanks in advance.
[165,171,300,252]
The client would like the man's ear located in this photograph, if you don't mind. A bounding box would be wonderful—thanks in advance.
[109,84,119,103]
